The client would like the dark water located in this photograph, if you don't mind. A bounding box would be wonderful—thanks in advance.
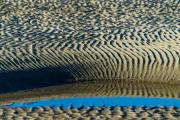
[0,66,74,93]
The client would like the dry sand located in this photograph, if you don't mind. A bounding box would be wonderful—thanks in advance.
[0,0,180,104]
[0,106,179,120]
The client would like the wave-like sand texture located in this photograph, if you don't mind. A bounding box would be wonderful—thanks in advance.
[0,106,179,119]
[0,0,180,100]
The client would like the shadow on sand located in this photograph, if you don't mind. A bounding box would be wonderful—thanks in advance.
[0,67,74,94]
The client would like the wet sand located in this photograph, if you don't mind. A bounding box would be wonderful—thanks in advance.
[0,81,179,105]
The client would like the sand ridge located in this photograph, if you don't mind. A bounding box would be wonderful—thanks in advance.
[0,0,180,83]
[0,0,180,102]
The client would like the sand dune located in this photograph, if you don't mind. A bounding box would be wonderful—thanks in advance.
[0,0,180,102]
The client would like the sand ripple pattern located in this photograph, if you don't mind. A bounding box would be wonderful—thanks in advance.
[0,0,180,84]
[0,106,179,120]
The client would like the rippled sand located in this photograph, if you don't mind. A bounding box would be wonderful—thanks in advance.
[0,106,179,119]
[0,0,179,104]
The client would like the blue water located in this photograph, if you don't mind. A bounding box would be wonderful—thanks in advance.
[2,97,180,108]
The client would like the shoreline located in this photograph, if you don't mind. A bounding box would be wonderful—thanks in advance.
[0,81,179,105]
[1,96,180,108]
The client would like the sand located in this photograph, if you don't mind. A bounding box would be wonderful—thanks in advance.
[0,0,180,104]
[0,106,179,120]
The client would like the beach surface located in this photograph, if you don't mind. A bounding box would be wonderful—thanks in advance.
[0,106,179,119]
[0,0,180,119]
[0,0,179,108]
